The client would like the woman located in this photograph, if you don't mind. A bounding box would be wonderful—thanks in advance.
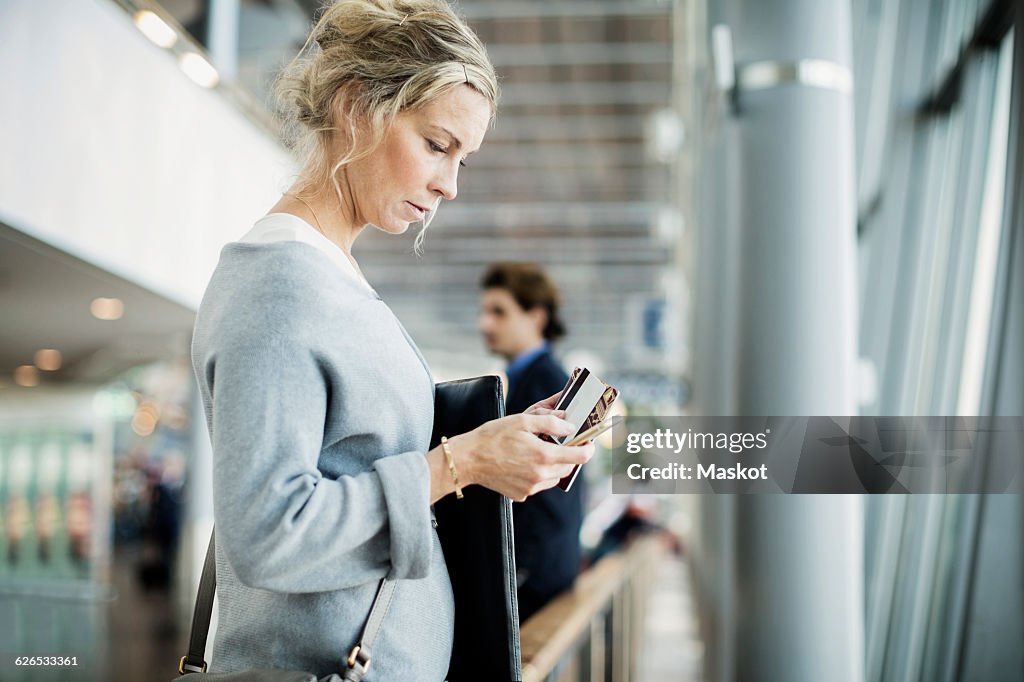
[190,0,594,678]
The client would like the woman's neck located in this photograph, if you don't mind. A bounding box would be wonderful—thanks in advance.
[271,186,363,255]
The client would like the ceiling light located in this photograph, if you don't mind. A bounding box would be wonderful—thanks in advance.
[133,10,177,49]
[179,52,220,88]
[35,349,62,371]
[132,409,158,437]
[137,401,161,421]
[14,365,39,387]
[91,297,124,321]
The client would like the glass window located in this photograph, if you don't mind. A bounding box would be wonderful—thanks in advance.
[957,30,1014,414]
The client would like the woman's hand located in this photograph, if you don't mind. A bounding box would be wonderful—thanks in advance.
[521,391,565,418]
[429,411,594,503]
[458,414,594,501]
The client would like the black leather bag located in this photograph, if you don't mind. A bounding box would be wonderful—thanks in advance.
[431,376,522,682]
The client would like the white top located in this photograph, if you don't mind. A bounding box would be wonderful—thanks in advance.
[240,212,374,293]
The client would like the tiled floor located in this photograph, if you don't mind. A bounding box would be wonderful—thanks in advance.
[106,546,188,682]
[0,545,186,682]
[640,553,704,682]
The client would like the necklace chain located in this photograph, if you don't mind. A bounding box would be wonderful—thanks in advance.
[288,193,370,286]
[291,194,326,236]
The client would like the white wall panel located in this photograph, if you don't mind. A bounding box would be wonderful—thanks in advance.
[0,0,294,309]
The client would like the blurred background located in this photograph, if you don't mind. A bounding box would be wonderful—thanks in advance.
[0,0,1021,680]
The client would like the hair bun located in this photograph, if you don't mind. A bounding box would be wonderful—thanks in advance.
[314,24,343,51]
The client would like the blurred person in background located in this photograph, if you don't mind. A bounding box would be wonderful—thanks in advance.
[190,1,594,678]
[586,497,682,568]
[135,463,182,591]
[479,262,584,622]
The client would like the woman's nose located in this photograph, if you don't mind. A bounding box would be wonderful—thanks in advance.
[430,164,459,201]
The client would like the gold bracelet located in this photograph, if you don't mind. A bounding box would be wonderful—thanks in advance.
[440,436,464,500]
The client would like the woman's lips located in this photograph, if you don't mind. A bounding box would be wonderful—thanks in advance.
[406,202,427,218]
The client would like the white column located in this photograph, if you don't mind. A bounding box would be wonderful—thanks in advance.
[694,0,864,679]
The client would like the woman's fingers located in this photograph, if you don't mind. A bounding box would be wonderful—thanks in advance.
[471,415,597,500]
[538,440,593,465]
[529,466,579,495]
[520,413,575,439]
[524,391,563,414]
[538,391,562,408]
[525,407,566,419]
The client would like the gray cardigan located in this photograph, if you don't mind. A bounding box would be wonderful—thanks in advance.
[191,240,453,680]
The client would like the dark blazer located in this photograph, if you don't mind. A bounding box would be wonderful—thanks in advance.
[505,350,585,622]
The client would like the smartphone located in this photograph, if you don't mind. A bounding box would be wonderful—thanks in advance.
[564,415,624,446]
[546,367,620,492]
[557,415,623,492]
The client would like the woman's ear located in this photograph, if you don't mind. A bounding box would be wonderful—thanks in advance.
[328,82,385,164]
[329,84,361,147]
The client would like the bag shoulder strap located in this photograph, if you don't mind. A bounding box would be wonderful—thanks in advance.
[178,529,397,681]
[178,531,217,674]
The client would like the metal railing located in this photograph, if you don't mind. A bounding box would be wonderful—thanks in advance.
[520,535,665,682]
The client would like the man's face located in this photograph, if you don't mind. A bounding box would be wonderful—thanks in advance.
[479,288,545,360]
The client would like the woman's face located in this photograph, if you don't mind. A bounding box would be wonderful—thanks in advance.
[343,84,492,235]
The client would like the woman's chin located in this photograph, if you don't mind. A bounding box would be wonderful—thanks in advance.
[372,220,412,236]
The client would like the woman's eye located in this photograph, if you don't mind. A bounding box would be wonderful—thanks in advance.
[428,139,467,167]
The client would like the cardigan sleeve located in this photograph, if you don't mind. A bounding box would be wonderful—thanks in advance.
[199,329,434,593]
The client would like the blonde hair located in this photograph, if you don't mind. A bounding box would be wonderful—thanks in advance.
[274,0,498,250]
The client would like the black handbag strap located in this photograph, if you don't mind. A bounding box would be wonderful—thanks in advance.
[179,529,397,680]
[178,530,218,674]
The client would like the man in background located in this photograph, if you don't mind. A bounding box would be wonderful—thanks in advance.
[479,262,584,622]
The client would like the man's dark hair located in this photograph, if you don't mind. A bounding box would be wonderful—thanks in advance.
[481,262,567,342]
